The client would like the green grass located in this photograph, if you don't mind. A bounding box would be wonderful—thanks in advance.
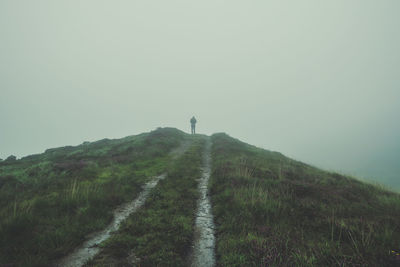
[0,127,186,266]
[209,133,400,267]
[2,129,399,266]
[85,136,205,267]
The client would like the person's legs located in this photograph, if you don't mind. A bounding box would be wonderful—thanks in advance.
[193,125,196,134]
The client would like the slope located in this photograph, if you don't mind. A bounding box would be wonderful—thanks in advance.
[0,127,188,266]
[1,129,399,267]
[209,133,400,266]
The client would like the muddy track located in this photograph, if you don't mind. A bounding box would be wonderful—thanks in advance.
[190,137,216,267]
[56,139,192,267]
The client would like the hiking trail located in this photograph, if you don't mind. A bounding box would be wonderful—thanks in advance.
[190,137,216,267]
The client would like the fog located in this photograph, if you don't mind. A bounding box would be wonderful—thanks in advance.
[1,1,399,188]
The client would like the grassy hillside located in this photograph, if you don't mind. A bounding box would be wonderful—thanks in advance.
[0,127,186,266]
[1,129,399,266]
[209,133,400,266]
[86,136,206,266]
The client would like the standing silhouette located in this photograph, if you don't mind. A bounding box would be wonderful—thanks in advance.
[190,116,197,134]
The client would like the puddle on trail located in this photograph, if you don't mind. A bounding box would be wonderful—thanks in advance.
[191,138,216,267]
[56,174,166,267]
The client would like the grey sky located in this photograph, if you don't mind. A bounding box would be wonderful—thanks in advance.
[1,1,399,188]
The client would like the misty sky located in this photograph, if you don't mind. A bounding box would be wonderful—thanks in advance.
[1,1,399,188]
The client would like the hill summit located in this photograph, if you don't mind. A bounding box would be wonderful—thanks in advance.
[0,127,399,266]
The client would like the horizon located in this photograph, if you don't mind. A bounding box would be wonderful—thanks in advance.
[2,126,398,191]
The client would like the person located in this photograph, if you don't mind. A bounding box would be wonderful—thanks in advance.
[190,116,197,134]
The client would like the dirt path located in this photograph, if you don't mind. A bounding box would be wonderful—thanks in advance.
[57,174,166,267]
[190,137,216,267]
[56,139,192,267]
